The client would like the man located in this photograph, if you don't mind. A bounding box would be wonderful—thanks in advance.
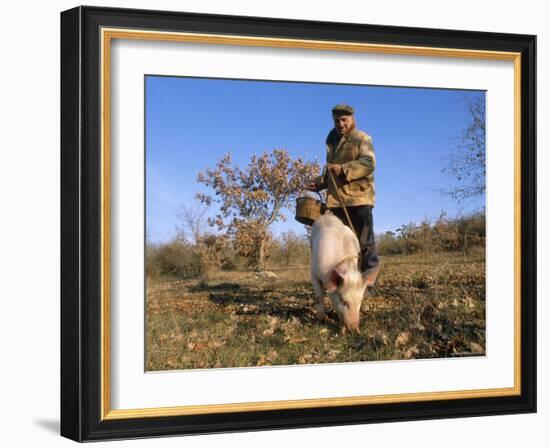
[307,104,380,285]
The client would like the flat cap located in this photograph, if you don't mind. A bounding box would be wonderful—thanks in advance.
[331,104,355,115]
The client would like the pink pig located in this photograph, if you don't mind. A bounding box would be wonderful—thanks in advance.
[310,214,375,333]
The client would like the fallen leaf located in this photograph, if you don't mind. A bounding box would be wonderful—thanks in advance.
[404,345,420,359]
[208,339,226,349]
[395,332,410,347]
[470,342,484,353]
[284,336,307,344]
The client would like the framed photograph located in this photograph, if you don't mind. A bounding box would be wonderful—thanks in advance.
[60,5,536,442]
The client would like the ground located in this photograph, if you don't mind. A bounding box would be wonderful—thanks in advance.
[146,251,485,371]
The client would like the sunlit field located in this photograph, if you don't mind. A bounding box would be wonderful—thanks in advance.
[146,251,485,371]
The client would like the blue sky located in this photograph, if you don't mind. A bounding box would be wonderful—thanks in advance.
[146,75,485,244]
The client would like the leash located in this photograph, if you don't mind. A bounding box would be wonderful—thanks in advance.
[326,166,358,237]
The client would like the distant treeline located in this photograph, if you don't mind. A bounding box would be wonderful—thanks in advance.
[146,230,311,280]
[376,211,485,256]
[147,211,485,279]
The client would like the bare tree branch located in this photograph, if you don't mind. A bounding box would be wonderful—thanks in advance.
[441,95,486,203]
[175,202,209,244]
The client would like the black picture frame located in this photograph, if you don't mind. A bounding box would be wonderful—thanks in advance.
[61,5,536,442]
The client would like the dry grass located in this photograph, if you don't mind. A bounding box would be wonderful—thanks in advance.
[146,251,485,371]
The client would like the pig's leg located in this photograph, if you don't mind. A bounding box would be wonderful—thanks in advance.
[311,274,326,321]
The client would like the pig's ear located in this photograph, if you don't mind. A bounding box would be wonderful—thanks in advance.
[325,269,344,292]
[361,267,379,289]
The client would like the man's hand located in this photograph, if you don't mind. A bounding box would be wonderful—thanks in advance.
[327,163,343,177]
[305,181,320,192]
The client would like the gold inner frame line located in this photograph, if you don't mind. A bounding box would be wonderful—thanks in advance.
[100,27,522,421]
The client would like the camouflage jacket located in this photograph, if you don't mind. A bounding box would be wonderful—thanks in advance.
[315,127,376,207]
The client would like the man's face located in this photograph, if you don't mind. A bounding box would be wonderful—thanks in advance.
[333,114,354,135]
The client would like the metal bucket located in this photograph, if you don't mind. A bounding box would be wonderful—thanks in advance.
[295,196,324,226]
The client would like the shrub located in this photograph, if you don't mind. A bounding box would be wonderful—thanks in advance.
[147,239,201,279]
[376,211,485,256]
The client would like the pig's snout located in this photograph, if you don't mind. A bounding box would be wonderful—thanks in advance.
[343,316,361,334]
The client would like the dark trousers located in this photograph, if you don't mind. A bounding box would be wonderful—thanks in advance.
[330,205,380,272]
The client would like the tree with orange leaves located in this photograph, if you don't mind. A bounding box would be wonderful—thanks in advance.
[196,149,320,270]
